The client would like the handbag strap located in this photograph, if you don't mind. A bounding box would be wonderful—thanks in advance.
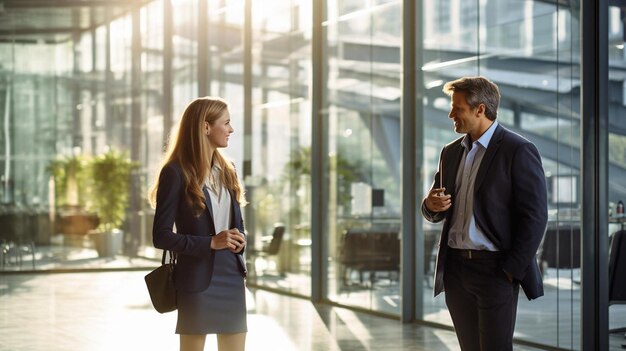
[161,250,177,265]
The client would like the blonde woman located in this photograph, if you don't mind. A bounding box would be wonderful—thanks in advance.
[149,97,247,351]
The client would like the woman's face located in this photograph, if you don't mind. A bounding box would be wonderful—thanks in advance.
[206,110,234,149]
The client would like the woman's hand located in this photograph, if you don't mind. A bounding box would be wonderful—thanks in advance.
[211,228,246,253]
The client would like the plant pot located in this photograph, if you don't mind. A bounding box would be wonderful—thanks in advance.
[56,213,99,235]
[91,229,123,257]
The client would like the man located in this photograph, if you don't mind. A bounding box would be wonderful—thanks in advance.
[422,76,547,351]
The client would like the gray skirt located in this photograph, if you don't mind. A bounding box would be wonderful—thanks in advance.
[175,250,247,334]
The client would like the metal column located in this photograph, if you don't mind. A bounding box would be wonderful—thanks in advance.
[198,0,209,97]
[580,0,608,349]
[311,0,328,303]
[129,6,143,256]
[163,0,173,144]
[400,0,417,322]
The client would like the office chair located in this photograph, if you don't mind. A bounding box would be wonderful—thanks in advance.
[248,224,285,276]
[538,226,581,278]
[0,238,35,270]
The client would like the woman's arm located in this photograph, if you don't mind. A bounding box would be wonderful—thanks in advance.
[152,163,212,257]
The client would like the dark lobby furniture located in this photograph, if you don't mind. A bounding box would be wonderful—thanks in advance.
[0,239,36,270]
[258,224,285,257]
[338,228,439,287]
[610,215,626,233]
[339,228,400,286]
[539,226,581,276]
[247,224,285,276]
[609,230,626,345]
[0,209,38,270]
[423,230,440,288]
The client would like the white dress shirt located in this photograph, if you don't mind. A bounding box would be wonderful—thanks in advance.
[447,121,499,251]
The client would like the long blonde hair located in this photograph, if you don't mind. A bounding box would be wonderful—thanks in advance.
[148,97,246,214]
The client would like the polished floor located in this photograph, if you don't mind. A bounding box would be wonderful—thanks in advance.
[1,243,625,350]
[0,270,555,351]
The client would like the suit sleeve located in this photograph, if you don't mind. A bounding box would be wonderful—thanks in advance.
[421,196,445,223]
[152,164,213,257]
[501,142,548,280]
[230,161,248,255]
[237,203,247,255]
[421,147,446,223]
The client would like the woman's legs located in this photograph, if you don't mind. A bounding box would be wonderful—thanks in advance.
[180,334,207,351]
[217,332,246,351]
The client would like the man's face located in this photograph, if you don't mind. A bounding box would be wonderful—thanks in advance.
[448,91,478,135]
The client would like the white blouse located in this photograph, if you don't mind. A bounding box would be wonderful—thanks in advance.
[205,165,232,233]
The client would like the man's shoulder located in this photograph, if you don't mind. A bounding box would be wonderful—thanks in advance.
[498,125,534,147]
[443,135,465,149]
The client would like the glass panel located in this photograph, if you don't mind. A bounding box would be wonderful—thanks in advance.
[324,0,402,315]
[607,3,626,348]
[208,0,245,174]
[0,6,160,270]
[0,0,245,273]
[0,42,67,257]
[246,0,312,296]
[172,0,198,115]
[140,0,166,258]
[0,1,616,348]
[420,1,581,349]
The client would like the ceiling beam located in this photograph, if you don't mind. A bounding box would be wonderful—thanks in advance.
[0,28,76,35]
[2,0,146,8]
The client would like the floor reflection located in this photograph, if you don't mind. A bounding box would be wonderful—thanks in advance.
[2,245,625,350]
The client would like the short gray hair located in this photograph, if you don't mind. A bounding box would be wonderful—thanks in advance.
[442,76,500,121]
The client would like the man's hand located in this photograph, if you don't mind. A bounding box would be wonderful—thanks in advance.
[424,187,452,213]
[211,228,246,253]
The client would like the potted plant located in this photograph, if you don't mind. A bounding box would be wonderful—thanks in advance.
[47,154,99,237]
[87,148,138,257]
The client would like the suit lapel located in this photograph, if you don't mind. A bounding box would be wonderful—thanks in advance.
[445,141,464,196]
[229,190,241,230]
[202,186,217,235]
[474,124,505,192]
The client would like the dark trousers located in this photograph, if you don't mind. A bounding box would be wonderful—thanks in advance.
[444,248,520,351]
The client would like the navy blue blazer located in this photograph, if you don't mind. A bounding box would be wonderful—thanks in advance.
[422,124,548,300]
[152,162,247,293]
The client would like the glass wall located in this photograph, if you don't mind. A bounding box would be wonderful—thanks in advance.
[0,6,141,266]
[206,0,245,168]
[206,0,244,115]
[1,0,624,348]
[0,40,72,250]
[141,0,166,257]
[247,0,312,296]
[419,0,584,348]
[323,0,402,314]
[607,3,626,347]
[172,0,198,115]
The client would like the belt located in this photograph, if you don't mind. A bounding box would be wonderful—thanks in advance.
[448,247,502,260]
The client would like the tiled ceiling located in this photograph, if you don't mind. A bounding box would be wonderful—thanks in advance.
[0,0,150,44]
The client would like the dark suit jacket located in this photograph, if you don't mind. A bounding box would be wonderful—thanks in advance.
[152,162,247,293]
[422,124,548,300]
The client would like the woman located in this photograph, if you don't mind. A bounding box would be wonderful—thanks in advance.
[149,97,248,351]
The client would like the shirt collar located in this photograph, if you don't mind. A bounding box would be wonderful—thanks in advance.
[462,120,498,150]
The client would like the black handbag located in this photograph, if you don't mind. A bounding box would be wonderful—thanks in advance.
[144,250,177,313]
